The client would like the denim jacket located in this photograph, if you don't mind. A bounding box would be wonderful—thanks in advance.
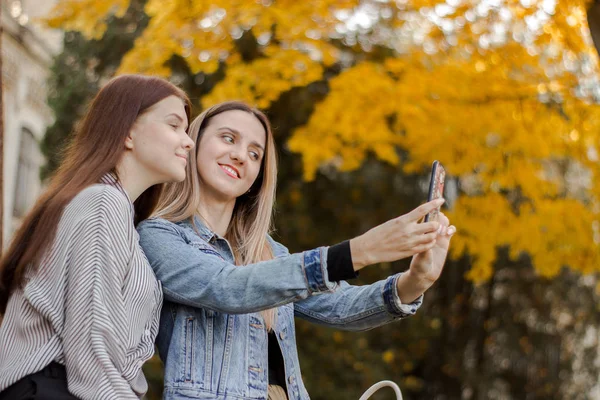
[137,217,423,400]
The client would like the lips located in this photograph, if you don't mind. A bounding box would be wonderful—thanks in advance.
[219,164,240,179]
[176,154,187,164]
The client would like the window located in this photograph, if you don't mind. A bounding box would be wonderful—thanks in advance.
[13,128,40,218]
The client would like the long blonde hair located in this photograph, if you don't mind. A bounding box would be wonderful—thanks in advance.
[155,101,279,330]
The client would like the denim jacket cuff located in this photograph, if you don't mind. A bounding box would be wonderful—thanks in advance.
[303,247,337,294]
[383,273,423,317]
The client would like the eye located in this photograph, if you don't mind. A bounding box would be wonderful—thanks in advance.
[222,134,234,143]
[169,123,179,130]
[249,151,260,161]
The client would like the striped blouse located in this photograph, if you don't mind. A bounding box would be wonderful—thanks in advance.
[0,174,163,399]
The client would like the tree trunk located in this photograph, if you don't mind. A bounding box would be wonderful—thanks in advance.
[587,0,600,56]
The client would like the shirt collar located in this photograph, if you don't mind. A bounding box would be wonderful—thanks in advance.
[99,172,135,217]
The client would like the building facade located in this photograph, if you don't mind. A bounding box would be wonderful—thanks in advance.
[2,0,61,244]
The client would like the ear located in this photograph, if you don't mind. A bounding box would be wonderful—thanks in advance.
[125,128,135,150]
[124,135,134,150]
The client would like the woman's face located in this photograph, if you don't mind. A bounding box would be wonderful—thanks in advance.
[127,95,194,183]
[196,110,266,203]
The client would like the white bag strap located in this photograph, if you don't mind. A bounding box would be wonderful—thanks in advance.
[359,380,403,400]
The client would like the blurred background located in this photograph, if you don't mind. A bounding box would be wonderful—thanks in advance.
[3,0,600,398]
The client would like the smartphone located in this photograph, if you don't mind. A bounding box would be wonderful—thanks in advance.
[424,160,446,222]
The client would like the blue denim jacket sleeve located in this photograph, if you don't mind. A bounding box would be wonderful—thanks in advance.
[137,218,337,314]
[294,278,423,332]
[268,237,424,331]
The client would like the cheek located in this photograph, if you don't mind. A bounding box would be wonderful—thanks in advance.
[249,164,262,182]
[195,152,212,177]
[139,129,166,152]
[196,149,205,168]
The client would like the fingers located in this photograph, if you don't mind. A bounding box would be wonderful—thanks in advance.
[415,223,456,253]
[405,198,445,222]
[437,212,450,227]
[414,221,440,234]
[430,212,455,236]
[412,238,437,254]
[415,231,438,244]
[438,224,457,237]
[447,225,456,236]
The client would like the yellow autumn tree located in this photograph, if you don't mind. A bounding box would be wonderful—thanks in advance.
[47,0,600,283]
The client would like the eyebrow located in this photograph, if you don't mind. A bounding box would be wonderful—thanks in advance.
[218,126,265,152]
[166,113,189,130]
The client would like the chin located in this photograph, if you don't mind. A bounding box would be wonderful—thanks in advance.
[174,172,187,182]
[214,189,243,202]
[167,169,187,183]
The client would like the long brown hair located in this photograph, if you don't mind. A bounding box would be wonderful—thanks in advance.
[155,101,279,329]
[0,74,191,314]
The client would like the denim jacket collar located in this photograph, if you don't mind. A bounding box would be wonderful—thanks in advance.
[179,215,219,243]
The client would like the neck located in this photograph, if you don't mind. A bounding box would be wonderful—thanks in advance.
[196,194,236,237]
[115,158,156,202]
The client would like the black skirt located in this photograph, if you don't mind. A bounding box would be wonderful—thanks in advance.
[0,362,78,400]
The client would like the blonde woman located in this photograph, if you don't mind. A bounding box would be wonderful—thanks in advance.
[137,101,456,400]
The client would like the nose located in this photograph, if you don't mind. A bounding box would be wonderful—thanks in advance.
[229,146,246,163]
[182,133,194,151]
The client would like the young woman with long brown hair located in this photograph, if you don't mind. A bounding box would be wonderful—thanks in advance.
[0,74,194,399]
[137,101,455,400]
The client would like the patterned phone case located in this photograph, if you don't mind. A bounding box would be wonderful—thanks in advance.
[424,161,446,222]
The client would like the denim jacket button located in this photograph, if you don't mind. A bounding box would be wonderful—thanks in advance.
[288,375,295,384]
[279,331,286,340]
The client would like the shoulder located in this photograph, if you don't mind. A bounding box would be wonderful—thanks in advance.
[60,184,133,236]
[138,217,180,235]
[68,184,132,221]
[266,234,290,257]
[137,217,198,243]
[60,185,135,272]
[137,218,218,264]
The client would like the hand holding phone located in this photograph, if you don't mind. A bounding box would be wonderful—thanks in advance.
[424,161,446,223]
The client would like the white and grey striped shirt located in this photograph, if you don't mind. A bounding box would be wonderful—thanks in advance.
[0,174,162,399]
